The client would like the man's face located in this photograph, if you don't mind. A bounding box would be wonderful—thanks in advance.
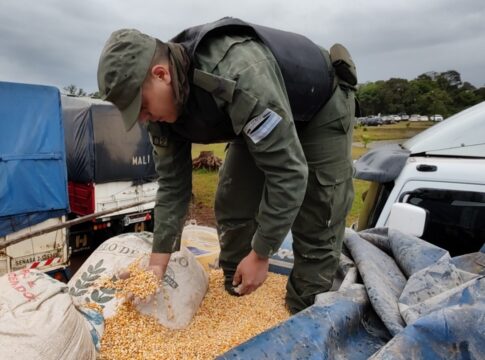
[138,64,178,124]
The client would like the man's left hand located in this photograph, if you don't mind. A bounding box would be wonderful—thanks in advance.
[232,250,269,295]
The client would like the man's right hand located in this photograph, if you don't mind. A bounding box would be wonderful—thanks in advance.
[118,253,170,281]
[147,252,171,281]
[118,252,171,304]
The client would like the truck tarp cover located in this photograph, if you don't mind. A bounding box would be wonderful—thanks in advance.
[0,82,68,237]
[61,96,156,184]
[220,228,485,359]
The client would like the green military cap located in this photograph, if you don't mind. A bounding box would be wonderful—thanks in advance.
[97,29,156,131]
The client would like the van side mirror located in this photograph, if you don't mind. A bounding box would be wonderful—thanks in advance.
[387,203,427,237]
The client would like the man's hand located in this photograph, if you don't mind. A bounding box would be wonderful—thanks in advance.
[118,253,171,304]
[232,250,269,295]
[147,252,171,281]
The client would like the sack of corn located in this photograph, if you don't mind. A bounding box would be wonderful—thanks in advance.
[68,231,209,329]
[269,231,294,275]
[181,224,220,272]
[0,268,101,360]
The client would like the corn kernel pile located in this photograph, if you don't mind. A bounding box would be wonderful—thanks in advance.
[99,270,290,360]
[83,301,104,313]
[98,259,160,301]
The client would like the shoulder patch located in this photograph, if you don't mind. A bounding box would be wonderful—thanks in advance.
[243,109,282,144]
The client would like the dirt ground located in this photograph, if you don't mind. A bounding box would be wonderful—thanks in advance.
[187,201,217,228]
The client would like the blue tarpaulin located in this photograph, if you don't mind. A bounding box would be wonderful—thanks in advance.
[220,228,485,359]
[0,81,69,237]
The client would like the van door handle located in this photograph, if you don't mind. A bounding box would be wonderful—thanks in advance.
[416,164,437,172]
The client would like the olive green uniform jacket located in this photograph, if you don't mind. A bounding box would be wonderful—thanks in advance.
[148,33,311,256]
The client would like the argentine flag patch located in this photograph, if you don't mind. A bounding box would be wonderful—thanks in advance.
[243,109,282,144]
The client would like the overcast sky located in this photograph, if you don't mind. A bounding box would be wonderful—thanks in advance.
[1,0,484,93]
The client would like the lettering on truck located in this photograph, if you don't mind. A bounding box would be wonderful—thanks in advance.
[14,250,61,267]
[132,154,151,166]
[75,234,88,249]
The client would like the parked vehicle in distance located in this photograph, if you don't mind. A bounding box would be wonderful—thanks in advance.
[409,114,421,121]
[430,114,444,122]
[419,115,429,121]
[399,113,410,120]
[354,101,485,256]
[361,116,383,126]
[380,115,397,125]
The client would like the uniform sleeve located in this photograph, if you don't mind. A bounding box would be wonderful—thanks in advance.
[220,41,309,258]
[147,123,192,254]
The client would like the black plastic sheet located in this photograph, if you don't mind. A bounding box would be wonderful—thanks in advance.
[61,96,156,184]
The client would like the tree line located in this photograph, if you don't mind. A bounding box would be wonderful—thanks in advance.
[63,84,99,99]
[356,70,485,118]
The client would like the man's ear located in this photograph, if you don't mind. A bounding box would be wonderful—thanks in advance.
[151,64,171,84]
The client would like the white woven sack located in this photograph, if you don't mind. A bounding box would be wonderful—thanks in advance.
[68,231,208,329]
[181,224,220,271]
[0,269,97,360]
[136,246,209,329]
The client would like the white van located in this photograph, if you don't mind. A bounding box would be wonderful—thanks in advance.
[354,102,485,255]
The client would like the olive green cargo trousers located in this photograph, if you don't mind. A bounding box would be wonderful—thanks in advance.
[215,85,355,313]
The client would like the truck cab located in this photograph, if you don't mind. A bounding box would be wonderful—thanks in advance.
[355,101,485,256]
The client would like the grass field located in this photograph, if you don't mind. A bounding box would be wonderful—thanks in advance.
[353,121,431,142]
[191,121,434,227]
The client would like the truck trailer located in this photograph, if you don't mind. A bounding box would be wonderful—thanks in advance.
[0,81,70,278]
[61,96,158,253]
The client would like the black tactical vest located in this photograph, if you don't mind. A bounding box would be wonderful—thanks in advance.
[167,17,334,144]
